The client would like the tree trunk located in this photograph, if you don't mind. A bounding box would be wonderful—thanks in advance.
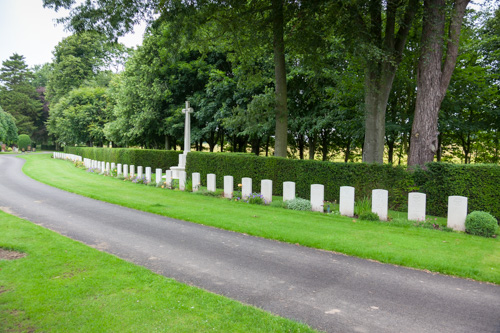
[320,130,329,161]
[251,136,261,156]
[361,0,418,164]
[387,139,394,164]
[308,134,316,160]
[344,138,351,163]
[408,0,470,167]
[219,132,224,152]
[298,134,304,160]
[362,63,397,164]
[436,133,442,162]
[265,135,270,156]
[272,0,288,158]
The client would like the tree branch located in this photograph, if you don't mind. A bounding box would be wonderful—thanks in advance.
[440,0,470,96]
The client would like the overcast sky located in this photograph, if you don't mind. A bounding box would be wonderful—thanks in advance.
[0,0,146,68]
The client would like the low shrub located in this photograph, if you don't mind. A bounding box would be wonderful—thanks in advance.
[17,134,31,150]
[359,212,379,221]
[285,198,312,211]
[465,211,498,238]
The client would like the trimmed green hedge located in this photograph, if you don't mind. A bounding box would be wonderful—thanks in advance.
[64,147,182,171]
[186,152,414,211]
[186,152,500,219]
[413,163,500,219]
[63,148,500,220]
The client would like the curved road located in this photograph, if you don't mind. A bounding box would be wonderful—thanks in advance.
[0,154,499,333]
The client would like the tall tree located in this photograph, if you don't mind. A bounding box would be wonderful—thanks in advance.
[408,0,470,166]
[0,106,18,144]
[47,31,114,104]
[331,0,419,163]
[43,0,326,157]
[0,54,42,136]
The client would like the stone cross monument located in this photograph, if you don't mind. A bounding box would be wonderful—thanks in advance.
[182,101,194,153]
[170,101,194,178]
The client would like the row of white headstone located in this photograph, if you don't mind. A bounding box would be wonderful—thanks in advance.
[164,171,468,233]
[53,152,82,162]
[58,153,469,232]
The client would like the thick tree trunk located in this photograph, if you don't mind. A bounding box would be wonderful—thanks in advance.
[408,0,470,167]
[362,64,397,163]
[272,0,288,158]
[361,0,418,164]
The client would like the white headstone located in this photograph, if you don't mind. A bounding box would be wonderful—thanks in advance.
[137,166,143,179]
[164,170,173,188]
[155,168,162,184]
[447,196,468,231]
[111,163,116,171]
[145,167,152,183]
[207,174,216,192]
[311,184,324,212]
[106,162,110,173]
[192,172,201,192]
[179,171,187,191]
[123,164,129,178]
[182,101,194,153]
[117,163,122,176]
[372,189,388,221]
[130,165,135,177]
[261,179,273,204]
[408,192,426,222]
[242,177,252,199]
[283,181,295,201]
[340,186,355,217]
[224,176,233,199]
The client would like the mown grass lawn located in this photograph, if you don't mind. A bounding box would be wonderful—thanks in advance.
[0,211,317,332]
[21,154,500,284]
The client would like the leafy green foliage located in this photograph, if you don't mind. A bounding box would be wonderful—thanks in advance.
[285,198,311,211]
[0,107,18,144]
[0,54,43,136]
[465,211,498,238]
[46,32,116,104]
[359,212,380,222]
[47,87,111,146]
[65,147,182,171]
[17,134,31,150]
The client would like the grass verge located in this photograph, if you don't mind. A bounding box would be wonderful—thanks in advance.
[0,210,316,332]
[21,154,500,284]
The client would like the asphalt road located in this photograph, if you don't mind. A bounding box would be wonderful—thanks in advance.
[0,154,499,333]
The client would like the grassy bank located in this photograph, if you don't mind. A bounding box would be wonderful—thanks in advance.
[0,211,316,332]
[21,154,500,284]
